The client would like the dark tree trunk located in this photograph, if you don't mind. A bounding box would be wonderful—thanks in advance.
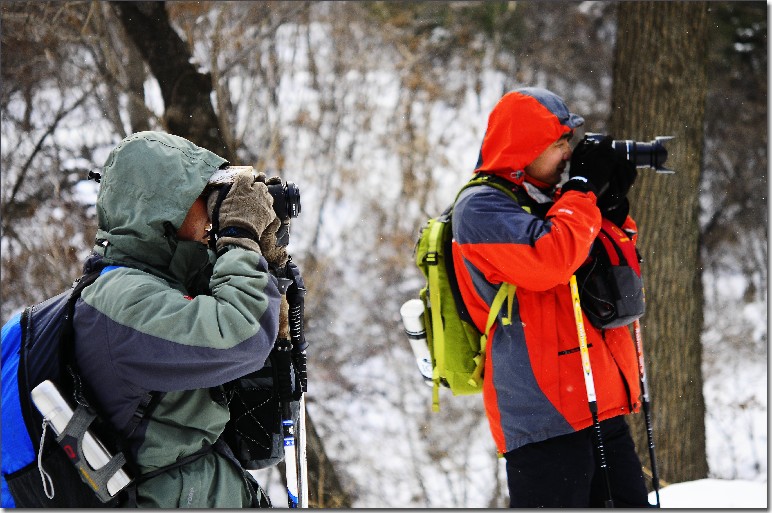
[611,1,710,485]
[111,1,233,161]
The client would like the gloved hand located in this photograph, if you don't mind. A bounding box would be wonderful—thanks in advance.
[260,217,289,268]
[598,157,637,213]
[278,296,290,340]
[207,170,277,254]
[603,197,631,228]
[563,136,616,196]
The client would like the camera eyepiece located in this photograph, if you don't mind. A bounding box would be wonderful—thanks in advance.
[586,133,674,173]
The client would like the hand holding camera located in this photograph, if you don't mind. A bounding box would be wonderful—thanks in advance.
[566,135,638,220]
[567,135,616,196]
[207,169,276,255]
[206,167,301,270]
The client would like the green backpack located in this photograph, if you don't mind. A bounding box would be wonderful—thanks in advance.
[414,174,529,411]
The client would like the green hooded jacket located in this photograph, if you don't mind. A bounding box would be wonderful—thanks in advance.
[73,132,280,507]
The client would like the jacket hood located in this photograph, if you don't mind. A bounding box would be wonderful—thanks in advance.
[94,131,228,273]
[474,87,584,184]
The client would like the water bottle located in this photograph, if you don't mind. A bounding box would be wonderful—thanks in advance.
[31,380,132,497]
[400,299,433,386]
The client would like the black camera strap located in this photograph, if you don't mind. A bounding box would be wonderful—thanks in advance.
[208,184,231,253]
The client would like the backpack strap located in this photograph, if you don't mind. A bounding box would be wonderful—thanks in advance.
[60,265,159,473]
[466,282,517,389]
[426,219,446,411]
[430,175,521,401]
[598,218,642,277]
[460,173,533,213]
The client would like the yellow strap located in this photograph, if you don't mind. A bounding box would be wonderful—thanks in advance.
[427,221,445,412]
[468,283,516,388]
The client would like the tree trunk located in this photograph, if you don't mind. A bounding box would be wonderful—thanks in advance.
[111,1,233,161]
[611,1,710,485]
[112,2,351,506]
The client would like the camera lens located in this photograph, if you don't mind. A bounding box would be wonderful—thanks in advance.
[267,181,302,221]
[285,182,301,218]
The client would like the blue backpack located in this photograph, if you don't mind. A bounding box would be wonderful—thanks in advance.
[1,265,135,507]
[2,262,301,508]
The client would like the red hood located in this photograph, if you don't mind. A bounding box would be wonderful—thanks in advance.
[474,89,582,186]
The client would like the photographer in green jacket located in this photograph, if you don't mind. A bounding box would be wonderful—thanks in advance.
[73,131,286,507]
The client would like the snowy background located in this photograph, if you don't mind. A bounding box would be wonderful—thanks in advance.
[1,2,767,508]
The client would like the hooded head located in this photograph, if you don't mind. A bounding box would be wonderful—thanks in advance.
[94,131,228,279]
[474,87,584,186]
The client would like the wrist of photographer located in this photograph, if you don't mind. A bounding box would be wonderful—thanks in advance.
[260,217,289,270]
[260,177,290,270]
[598,158,637,226]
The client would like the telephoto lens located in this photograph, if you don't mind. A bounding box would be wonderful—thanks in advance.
[586,133,674,173]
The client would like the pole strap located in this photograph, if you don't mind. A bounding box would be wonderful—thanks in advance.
[569,275,597,403]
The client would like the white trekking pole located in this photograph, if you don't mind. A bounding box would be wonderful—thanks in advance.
[297,394,308,508]
[274,288,301,508]
[288,266,309,508]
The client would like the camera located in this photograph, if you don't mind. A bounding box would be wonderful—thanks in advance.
[208,166,301,221]
[585,133,674,173]
[207,166,302,247]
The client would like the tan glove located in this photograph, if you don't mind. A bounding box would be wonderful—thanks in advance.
[278,296,290,340]
[260,218,289,269]
[207,170,277,254]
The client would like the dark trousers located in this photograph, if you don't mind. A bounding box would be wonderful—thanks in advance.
[504,416,650,508]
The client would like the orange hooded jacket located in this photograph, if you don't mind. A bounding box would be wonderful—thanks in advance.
[452,88,641,454]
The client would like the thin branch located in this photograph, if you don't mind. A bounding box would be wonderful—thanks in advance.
[5,88,92,209]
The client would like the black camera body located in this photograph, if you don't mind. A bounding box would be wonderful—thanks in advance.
[206,166,302,248]
[267,180,301,247]
[585,133,674,173]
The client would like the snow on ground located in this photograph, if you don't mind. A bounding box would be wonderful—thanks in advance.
[652,478,767,509]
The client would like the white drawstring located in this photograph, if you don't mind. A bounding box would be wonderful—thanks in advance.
[37,419,55,500]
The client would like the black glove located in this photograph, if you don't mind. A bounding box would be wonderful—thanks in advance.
[563,136,616,196]
[603,197,630,227]
[598,157,637,213]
